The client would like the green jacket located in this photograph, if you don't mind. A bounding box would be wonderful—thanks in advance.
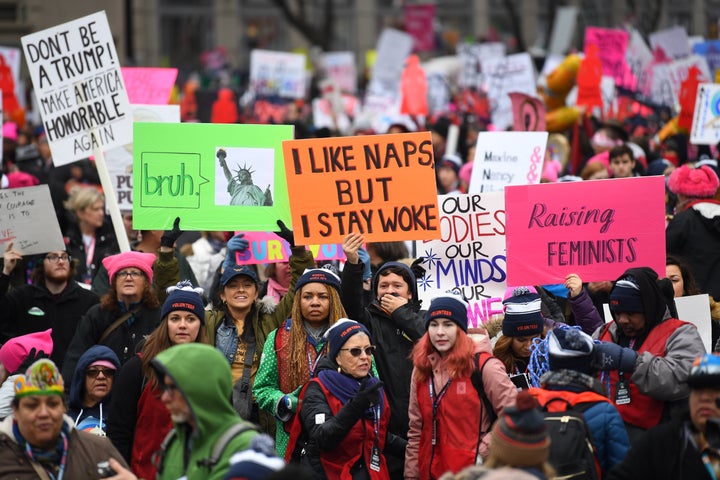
[154,343,258,480]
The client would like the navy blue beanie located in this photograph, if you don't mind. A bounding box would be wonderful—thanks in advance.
[295,266,341,294]
[425,294,469,333]
[161,281,205,324]
[324,318,373,360]
[547,328,595,374]
[609,278,644,313]
[502,287,544,337]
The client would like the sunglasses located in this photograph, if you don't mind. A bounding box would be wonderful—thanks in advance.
[86,368,115,378]
[339,346,376,357]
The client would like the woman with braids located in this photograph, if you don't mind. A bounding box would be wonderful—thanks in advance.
[106,281,207,480]
[254,266,347,457]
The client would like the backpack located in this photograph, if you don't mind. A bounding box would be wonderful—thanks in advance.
[537,396,601,480]
[469,352,499,462]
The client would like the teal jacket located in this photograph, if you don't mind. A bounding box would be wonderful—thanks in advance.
[153,343,260,480]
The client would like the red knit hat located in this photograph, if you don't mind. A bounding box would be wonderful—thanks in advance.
[102,251,155,284]
[668,164,720,198]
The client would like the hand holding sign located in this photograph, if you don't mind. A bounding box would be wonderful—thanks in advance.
[342,232,365,264]
[2,242,23,276]
[564,273,584,298]
[275,220,295,248]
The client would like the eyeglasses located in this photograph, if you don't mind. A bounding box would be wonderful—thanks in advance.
[116,270,144,280]
[45,254,71,263]
[86,368,115,378]
[339,346,376,357]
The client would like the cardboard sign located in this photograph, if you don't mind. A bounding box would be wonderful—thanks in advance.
[625,30,654,92]
[106,104,180,210]
[426,72,451,114]
[234,231,346,265]
[0,185,64,255]
[458,42,505,88]
[584,27,630,87]
[415,193,507,328]
[21,11,132,165]
[404,4,436,52]
[367,29,414,97]
[249,49,306,99]
[468,131,549,193]
[282,132,440,244]
[121,67,178,105]
[481,53,536,131]
[132,122,294,231]
[675,294,712,353]
[504,177,666,285]
[509,93,546,132]
[690,83,720,145]
[649,26,692,60]
[322,51,356,94]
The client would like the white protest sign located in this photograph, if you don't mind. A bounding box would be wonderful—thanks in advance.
[21,11,132,166]
[322,51,356,94]
[547,6,578,56]
[481,53,536,131]
[651,55,711,108]
[458,42,506,88]
[676,294,712,352]
[105,104,180,210]
[626,30,653,92]
[649,26,691,60]
[249,49,306,99]
[690,83,720,145]
[367,29,414,97]
[468,131,549,193]
[0,185,64,255]
[415,193,507,328]
[426,72,451,115]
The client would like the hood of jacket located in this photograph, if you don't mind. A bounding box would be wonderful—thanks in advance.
[692,202,720,234]
[611,267,673,336]
[68,345,120,409]
[152,343,238,439]
[371,261,419,304]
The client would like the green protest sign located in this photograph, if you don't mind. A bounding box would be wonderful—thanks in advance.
[132,122,294,230]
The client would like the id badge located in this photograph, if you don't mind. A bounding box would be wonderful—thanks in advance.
[370,445,381,472]
[615,379,631,405]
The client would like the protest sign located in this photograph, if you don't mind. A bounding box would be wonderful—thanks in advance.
[0,185,64,255]
[367,29,414,97]
[583,27,630,87]
[649,26,692,60]
[690,83,720,145]
[675,294,712,352]
[249,49,306,99]
[282,132,439,244]
[404,4,435,52]
[547,6,578,56]
[0,46,22,112]
[121,67,178,105]
[678,66,702,131]
[468,131,549,193]
[694,41,720,79]
[426,72,451,115]
[233,232,345,265]
[650,55,711,108]
[481,52,536,131]
[625,30,653,92]
[312,95,358,134]
[509,92,546,132]
[322,51,356,94]
[458,42,505,88]
[106,104,180,210]
[21,11,132,165]
[133,122,294,231]
[415,193,507,328]
[504,176,666,285]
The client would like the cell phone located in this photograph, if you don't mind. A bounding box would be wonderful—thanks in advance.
[509,373,530,390]
[96,461,116,478]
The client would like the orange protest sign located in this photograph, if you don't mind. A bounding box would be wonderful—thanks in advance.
[282,132,440,244]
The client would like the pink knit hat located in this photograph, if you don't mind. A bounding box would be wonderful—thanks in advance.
[102,251,155,284]
[668,164,720,198]
[0,329,53,374]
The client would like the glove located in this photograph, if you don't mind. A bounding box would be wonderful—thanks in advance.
[352,378,384,410]
[593,342,638,372]
[275,220,295,248]
[357,247,372,282]
[410,257,426,280]
[12,348,49,375]
[275,394,298,422]
[160,217,183,248]
[222,233,249,271]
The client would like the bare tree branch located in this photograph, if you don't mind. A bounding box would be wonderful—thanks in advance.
[503,0,526,52]
[269,0,333,50]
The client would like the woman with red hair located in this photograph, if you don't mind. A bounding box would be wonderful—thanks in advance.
[404,294,517,480]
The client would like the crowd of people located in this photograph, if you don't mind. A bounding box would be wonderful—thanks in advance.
[2,29,720,480]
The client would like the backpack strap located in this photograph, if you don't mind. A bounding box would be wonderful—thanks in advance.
[152,428,177,474]
[470,352,497,463]
[198,422,259,469]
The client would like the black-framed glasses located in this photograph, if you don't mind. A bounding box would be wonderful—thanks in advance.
[86,368,115,378]
[339,346,376,357]
[116,270,144,280]
[45,254,71,263]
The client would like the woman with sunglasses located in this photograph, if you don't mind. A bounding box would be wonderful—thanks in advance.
[286,319,406,479]
[106,281,206,480]
[67,345,120,436]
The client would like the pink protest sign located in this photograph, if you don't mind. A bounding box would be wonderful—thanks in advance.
[504,177,666,285]
[403,4,435,52]
[584,27,630,87]
[234,232,346,265]
[121,67,178,104]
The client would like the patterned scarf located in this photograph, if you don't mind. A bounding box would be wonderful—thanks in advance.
[317,369,385,419]
[13,418,70,480]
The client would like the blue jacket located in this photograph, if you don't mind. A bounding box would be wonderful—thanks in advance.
[67,345,120,435]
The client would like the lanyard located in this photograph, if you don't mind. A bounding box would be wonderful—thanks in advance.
[429,375,452,446]
[702,451,719,480]
[25,431,68,480]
